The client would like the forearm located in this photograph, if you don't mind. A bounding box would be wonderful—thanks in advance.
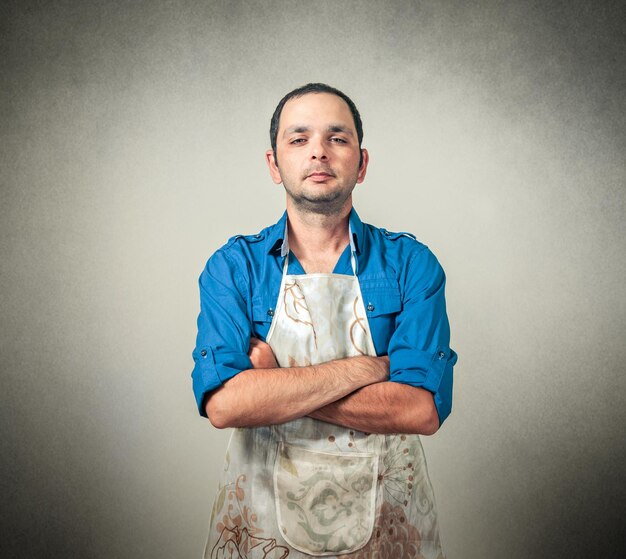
[308,382,440,435]
[205,355,387,428]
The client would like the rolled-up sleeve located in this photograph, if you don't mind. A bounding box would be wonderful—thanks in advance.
[191,247,253,417]
[388,246,458,424]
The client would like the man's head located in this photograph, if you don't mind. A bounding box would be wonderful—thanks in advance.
[270,83,364,168]
[266,84,368,215]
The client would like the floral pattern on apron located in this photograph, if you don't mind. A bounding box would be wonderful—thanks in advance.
[205,242,444,559]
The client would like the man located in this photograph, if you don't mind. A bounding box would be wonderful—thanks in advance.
[192,83,457,559]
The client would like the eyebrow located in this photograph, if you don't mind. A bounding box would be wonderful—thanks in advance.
[283,125,310,137]
[282,124,355,137]
[327,125,354,136]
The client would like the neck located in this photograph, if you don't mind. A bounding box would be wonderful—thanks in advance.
[285,198,352,271]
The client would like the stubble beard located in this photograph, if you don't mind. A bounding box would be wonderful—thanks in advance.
[286,188,349,216]
[281,170,358,217]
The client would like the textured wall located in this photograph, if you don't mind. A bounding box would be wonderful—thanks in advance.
[1,1,624,558]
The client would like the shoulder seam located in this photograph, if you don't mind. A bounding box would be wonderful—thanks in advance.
[406,243,429,267]
[220,243,249,296]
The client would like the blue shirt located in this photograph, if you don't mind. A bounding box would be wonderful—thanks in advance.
[191,208,458,424]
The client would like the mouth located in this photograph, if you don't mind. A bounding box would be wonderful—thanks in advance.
[306,170,335,181]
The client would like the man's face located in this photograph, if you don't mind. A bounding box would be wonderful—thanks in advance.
[266,93,368,215]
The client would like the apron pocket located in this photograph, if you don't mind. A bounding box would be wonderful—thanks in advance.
[273,442,378,556]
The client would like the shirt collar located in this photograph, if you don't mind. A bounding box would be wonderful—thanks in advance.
[348,207,364,254]
[265,207,365,256]
[265,211,288,255]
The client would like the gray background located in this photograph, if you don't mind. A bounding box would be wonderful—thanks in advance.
[1,1,624,558]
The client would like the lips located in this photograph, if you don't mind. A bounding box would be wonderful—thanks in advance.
[305,169,335,180]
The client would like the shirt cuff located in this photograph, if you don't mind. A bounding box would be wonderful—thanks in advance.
[389,347,458,424]
[191,346,253,417]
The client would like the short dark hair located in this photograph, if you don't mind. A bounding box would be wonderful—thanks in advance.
[270,83,364,167]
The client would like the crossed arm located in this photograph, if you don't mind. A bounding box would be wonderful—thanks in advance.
[205,338,440,435]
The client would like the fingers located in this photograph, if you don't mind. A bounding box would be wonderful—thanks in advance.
[249,336,269,348]
[247,336,278,369]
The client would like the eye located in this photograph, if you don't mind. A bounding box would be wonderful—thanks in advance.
[289,138,306,145]
[330,137,347,144]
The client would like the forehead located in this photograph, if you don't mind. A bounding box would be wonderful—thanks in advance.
[279,93,354,132]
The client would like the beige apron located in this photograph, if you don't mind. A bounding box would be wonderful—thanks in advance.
[205,239,444,559]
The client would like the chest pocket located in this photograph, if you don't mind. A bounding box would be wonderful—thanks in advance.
[251,296,277,341]
[359,282,402,355]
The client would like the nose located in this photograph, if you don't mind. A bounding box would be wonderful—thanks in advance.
[309,137,328,161]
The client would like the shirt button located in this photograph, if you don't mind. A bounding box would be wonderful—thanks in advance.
[200,349,207,357]
[255,234,261,239]
[366,303,375,312]
[438,351,446,360]
[267,308,274,317]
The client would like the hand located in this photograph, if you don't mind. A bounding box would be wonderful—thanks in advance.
[248,337,279,369]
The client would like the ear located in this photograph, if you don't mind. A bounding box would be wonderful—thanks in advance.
[356,148,369,184]
[265,149,283,184]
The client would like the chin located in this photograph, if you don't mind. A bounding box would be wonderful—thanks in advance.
[297,195,350,215]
